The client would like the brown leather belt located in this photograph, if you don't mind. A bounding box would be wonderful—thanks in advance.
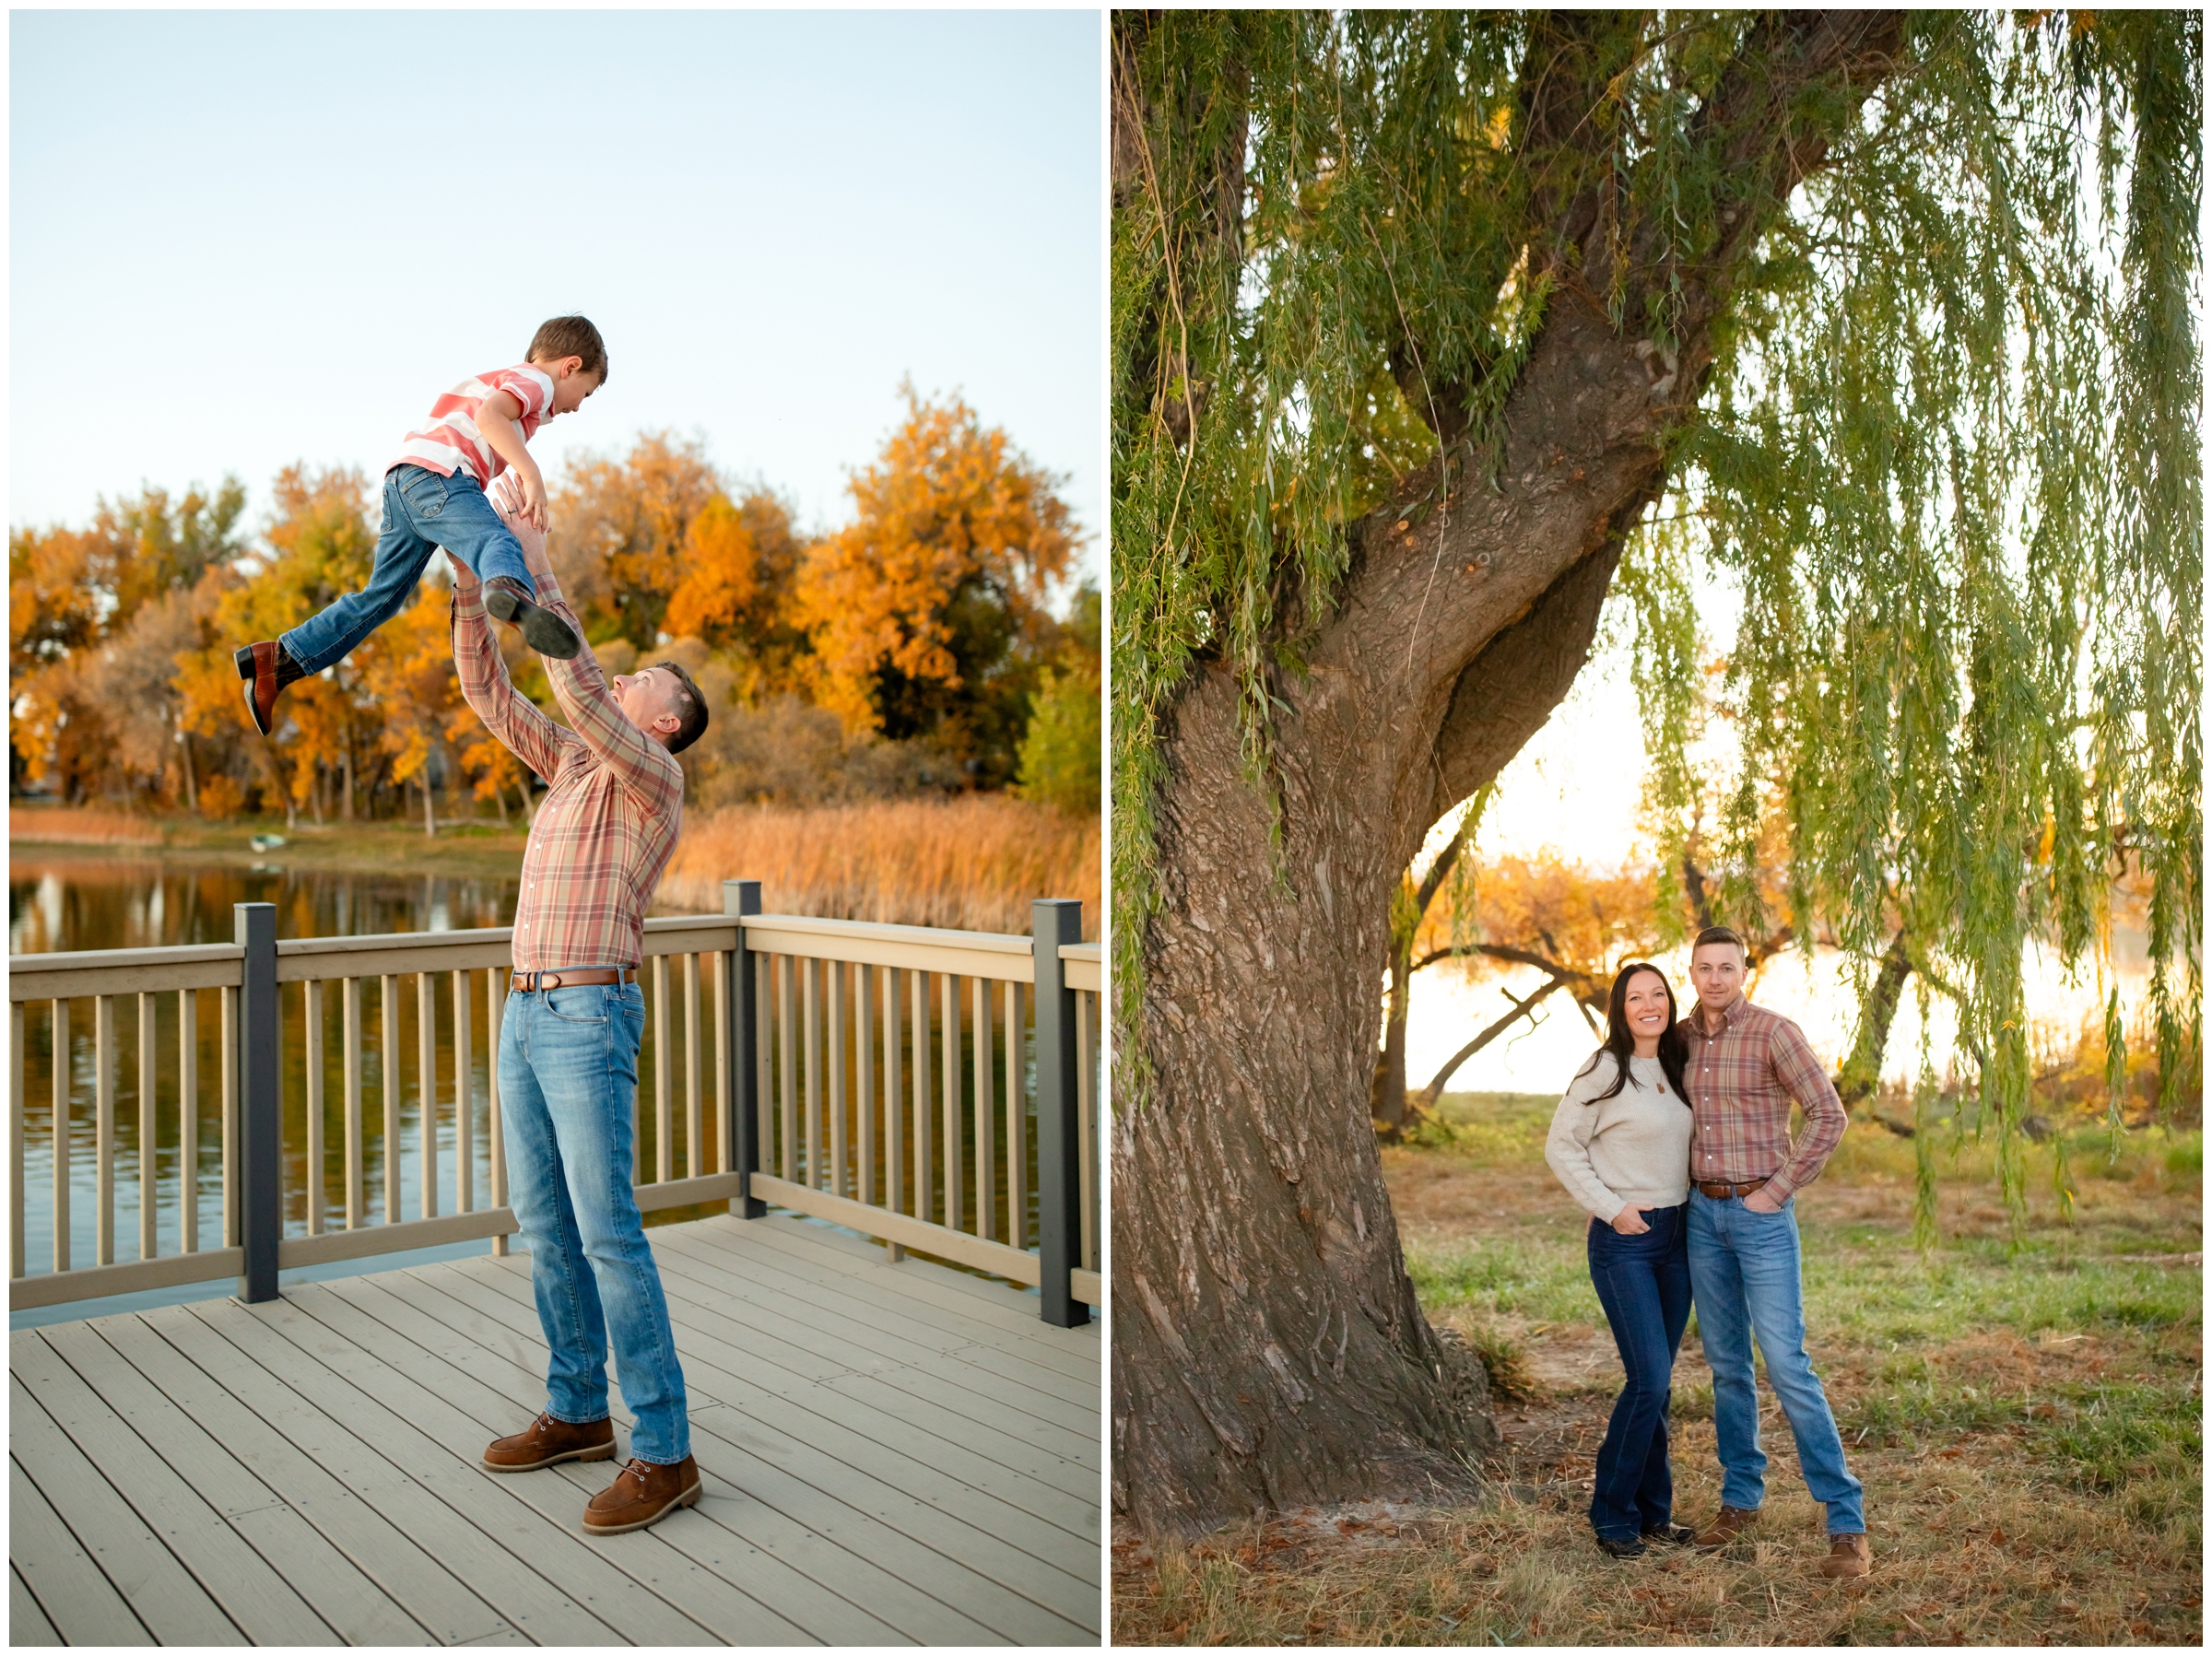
[511,968,637,992]
[1694,1178,1772,1199]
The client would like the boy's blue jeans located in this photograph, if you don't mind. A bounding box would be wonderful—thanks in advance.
[499,981,690,1466]
[279,464,535,674]
[1585,1203,1692,1540]
[1686,1190,1864,1534]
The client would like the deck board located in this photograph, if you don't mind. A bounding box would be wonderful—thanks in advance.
[9,1212,1101,1646]
[12,1562,64,1645]
[35,1317,435,1645]
[427,1255,1088,1643]
[12,1336,337,1644]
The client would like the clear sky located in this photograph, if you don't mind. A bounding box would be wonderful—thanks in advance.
[9,8,1103,583]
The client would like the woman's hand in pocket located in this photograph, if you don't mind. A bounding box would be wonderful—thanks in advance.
[1611,1204,1653,1235]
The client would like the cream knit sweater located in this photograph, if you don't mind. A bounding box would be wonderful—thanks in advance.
[1544,1050,1694,1222]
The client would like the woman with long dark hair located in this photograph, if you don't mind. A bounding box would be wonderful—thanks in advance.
[1544,961,1696,1557]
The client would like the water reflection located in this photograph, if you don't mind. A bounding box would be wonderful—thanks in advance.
[10,851,524,1279]
[8,852,517,955]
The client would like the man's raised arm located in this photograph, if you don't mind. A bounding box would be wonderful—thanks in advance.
[488,476,682,814]
[451,518,568,783]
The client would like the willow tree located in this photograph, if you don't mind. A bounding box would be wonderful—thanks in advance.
[1111,10,2200,1530]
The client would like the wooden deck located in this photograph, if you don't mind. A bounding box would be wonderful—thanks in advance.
[8,1213,1101,1645]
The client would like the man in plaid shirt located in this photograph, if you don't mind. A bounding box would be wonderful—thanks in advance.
[451,476,713,1538]
[1677,925,1871,1579]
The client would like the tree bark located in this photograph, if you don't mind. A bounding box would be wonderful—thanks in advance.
[1836,928,1913,1110]
[178,728,198,815]
[1112,13,1906,1533]
[1370,817,1477,1140]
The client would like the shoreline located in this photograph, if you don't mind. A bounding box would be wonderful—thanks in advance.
[10,817,531,881]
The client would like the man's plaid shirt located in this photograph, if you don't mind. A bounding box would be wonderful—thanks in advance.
[452,574,683,972]
[1677,994,1847,1200]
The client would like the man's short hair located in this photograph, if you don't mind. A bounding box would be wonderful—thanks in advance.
[1692,924,1747,957]
[527,314,607,382]
[655,660,708,755]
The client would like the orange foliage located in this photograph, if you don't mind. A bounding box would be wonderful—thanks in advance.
[664,495,759,642]
[797,383,1075,736]
[1417,850,1665,988]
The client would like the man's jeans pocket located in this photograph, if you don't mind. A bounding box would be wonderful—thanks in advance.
[543,986,610,1025]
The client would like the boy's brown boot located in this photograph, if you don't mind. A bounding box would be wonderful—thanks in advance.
[483,576,582,660]
[481,1411,616,1472]
[582,1455,702,1536]
[1817,1533,1874,1579]
[235,641,303,736]
[1691,1505,1760,1548]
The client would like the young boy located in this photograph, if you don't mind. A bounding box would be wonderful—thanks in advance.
[237,314,606,734]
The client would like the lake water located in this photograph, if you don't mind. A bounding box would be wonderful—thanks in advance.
[9,848,1051,1326]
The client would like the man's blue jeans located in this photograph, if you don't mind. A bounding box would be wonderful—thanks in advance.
[499,981,690,1465]
[1585,1204,1692,1540]
[279,464,535,674]
[1686,1190,1863,1534]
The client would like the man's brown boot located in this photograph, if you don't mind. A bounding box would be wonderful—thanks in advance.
[1692,1505,1760,1549]
[582,1455,702,1536]
[1818,1533,1873,1579]
[481,1411,616,1473]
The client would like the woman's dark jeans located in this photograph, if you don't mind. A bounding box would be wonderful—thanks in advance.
[1585,1203,1692,1540]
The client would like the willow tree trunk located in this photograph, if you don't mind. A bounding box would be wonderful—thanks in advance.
[1112,13,1905,1532]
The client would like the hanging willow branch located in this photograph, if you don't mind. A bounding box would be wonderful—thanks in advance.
[1112,12,2200,1228]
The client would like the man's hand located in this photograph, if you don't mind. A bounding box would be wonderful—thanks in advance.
[489,473,558,584]
[1743,1186,1784,1214]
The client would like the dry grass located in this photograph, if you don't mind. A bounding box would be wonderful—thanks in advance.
[1112,1096,2203,1646]
[8,805,165,845]
[657,795,1100,937]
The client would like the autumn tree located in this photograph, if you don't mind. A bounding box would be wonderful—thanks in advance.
[798,383,1077,789]
[171,466,383,827]
[10,479,247,804]
[356,580,467,836]
[1111,11,2199,1530]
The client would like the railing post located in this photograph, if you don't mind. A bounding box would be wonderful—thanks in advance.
[724,880,766,1218]
[235,902,280,1304]
[1033,898,1088,1327]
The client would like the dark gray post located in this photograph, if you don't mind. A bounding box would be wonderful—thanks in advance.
[1032,898,1088,1326]
[235,902,280,1303]
[723,880,766,1218]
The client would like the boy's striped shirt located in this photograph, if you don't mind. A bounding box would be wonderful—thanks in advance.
[389,364,556,486]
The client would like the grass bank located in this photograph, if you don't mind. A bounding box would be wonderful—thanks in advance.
[1112,1093,2202,1645]
[8,806,534,880]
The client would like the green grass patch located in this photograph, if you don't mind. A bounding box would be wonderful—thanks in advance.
[1405,1235,1598,1326]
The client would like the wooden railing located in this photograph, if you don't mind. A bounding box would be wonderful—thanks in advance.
[7,882,1102,1324]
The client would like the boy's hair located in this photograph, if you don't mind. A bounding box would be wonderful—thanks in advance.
[655,660,709,755]
[1691,924,1747,957]
[527,314,607,383]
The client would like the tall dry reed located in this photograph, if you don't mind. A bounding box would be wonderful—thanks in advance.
[657,795,1100,938]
